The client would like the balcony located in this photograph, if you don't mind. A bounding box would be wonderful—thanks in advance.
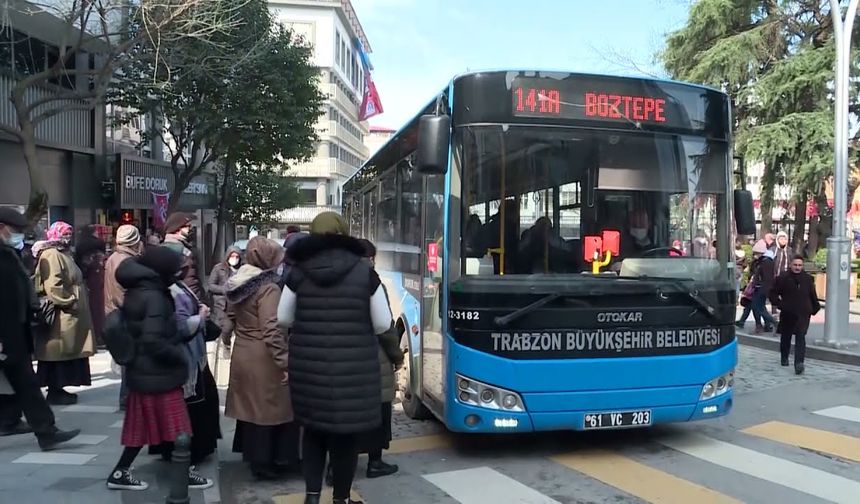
[276,205,340,224]
[328,121,368,157]
[288,158,357,179]
[326,83,358,118]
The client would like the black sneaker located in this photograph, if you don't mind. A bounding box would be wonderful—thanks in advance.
[37,428,80,451]
[189,466,214,489]
[107,468,149,490]
[780,358,789,366]
[366,459,399,478]
[795,363,805,375]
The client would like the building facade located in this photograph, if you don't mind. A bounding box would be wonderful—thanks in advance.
[0,2,218,270]
[364,125,394,158]
[268,0,372,228]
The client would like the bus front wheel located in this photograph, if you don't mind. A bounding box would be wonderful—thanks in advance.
[398,345,432,420]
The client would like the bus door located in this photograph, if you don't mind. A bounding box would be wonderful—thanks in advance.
[421,173,446,408]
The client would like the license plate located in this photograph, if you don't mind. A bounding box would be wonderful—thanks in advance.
[583,410,652,430]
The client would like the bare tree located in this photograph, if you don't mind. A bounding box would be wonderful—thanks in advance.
[0,0,241,224]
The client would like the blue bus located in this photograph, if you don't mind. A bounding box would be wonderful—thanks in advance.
[343,70,756,433]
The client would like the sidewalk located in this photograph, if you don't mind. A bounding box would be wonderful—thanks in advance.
[0,350,221,504]
[735,305,860,365]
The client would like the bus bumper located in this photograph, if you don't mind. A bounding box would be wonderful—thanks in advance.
[444,340,737,433]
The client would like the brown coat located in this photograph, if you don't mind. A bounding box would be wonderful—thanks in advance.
[33,247,95,362]
[103,245,139,314]
[224,237,290,426]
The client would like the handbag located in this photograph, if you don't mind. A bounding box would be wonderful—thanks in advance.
[35,297,56,328]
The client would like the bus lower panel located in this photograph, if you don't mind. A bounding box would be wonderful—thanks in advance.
[442,391,733,433]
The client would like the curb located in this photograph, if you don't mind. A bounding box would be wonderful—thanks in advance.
[736,330,860,366]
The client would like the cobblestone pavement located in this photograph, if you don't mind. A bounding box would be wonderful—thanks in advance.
[219,344,860,504]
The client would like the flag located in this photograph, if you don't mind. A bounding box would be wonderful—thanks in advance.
[152,192,170,230]
[359,77,383,121]
[354,37,383,121]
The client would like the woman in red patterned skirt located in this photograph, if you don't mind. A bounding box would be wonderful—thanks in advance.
[105,245,212,490]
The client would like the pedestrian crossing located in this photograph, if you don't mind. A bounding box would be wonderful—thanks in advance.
[271,403,860,504]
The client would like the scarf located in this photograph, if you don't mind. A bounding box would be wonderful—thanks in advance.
[169,282,207,399]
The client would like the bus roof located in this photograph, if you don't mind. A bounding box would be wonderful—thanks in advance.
[345,70,725,190]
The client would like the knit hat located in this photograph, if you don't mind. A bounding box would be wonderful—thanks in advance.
[752,239,768,254]
[116,225,141,247]
[163,212,196,234]
[310,211,348,235]
[776,230,789,239]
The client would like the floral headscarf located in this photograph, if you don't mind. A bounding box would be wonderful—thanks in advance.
[46,221,73,242]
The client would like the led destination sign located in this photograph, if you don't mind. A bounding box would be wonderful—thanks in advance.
[509,75,710,131]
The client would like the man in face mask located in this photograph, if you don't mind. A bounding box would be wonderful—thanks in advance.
[162,212,206,300]
[0,207,81,449]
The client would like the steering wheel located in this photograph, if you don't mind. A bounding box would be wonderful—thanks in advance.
[640,246,685,257]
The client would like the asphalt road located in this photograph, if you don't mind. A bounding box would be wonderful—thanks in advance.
[219,345,860,504]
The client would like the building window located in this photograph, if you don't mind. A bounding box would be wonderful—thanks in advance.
[299,189,317,205]
[335,32,341,66]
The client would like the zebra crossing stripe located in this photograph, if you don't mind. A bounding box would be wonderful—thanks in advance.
[743,420,860,463]
[387,434,451,455]
[423,466,561,504]
[552,449,741,504]
[814,405,860,424]
[660,432,860,504]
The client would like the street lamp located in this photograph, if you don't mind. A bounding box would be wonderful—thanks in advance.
[825,0,856,347]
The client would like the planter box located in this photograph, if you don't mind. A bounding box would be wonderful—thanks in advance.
[814,272,858,301]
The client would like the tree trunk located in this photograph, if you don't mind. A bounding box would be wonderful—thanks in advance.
[791,196,807,255]
[210,160,233,266]
[759,163,776,235]
[19,120,49,226]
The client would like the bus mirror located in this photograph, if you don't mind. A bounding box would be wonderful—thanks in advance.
[734,189,756,235]
[417,114,451,174]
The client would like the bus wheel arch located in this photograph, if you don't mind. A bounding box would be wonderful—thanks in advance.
[397,317,432,420]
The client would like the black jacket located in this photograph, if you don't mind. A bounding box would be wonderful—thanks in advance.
[770,270,821,334]
[285,234,382,434]
[117,258,189,393]
[753,256,775,292]
[0,245,35,364]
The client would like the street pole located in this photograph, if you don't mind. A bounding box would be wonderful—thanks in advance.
[825,0,857,348]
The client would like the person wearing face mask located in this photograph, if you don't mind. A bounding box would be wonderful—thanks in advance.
[33,221,95,405]
[769,255,820,375]
[0,208,81,449]
[619,208,656,258]
[208,246,242,351]
[162,212,206,300]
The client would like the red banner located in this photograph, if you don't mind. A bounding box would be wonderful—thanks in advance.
[359,77,383,122]
[152,192,170,230]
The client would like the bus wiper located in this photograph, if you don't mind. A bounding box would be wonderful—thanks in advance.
[634,275,718,319]
[494,293,563,327]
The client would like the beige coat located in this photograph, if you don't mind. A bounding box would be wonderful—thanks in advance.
[103,245,139,314]
[224,266,293,426]
[33,247,95,362]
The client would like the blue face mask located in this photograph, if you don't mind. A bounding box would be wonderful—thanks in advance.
[4,232,24,249]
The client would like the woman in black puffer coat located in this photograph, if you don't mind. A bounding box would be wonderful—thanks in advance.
[106,246,211,492]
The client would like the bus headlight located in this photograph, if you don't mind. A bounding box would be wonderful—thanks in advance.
[700,369,734,400]
[455,374,524,412]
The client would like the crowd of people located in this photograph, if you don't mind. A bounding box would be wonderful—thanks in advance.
[735,231,821,374]
[0,208,399,504]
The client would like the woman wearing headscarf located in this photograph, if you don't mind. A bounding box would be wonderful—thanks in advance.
[208,246,242,351]
[107,245,212,491]
[225,236,299,480]
[74,225,107,348]
[156,264,222,470]
[324,239,402,485]
[735,239,776,333]
[33,221,94,405]
[277,212,392,504]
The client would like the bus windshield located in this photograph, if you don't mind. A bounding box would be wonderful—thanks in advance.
[457,125,730,281]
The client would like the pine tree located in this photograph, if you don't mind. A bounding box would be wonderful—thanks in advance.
[661,0,855,254]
